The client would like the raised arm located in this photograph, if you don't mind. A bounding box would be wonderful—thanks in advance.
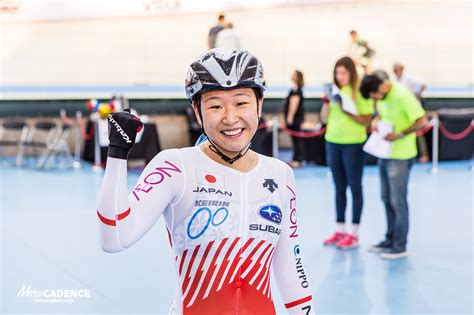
[97,111,183,252]
[272,165,315,314]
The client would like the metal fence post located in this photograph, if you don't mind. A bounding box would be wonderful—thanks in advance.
[271,116,279,159]
[73,111,82,169]
[92,120,102,172]
[431,116,439,174]
[471,119,474,172]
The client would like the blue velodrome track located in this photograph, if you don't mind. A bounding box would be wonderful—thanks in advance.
[1,158,472,314]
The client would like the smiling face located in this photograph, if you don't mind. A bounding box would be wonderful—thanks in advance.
[193,88,262,156]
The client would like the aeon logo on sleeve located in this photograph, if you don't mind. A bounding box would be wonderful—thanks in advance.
[132,161,182,201]
[258,205,282,224]
[287,185,298,238]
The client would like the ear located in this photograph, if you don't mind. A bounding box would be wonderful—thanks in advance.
[381,82,391,94]
[257,98,263,119]
[192,103,203,126]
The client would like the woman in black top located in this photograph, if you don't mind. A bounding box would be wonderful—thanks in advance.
[284,70,305,168]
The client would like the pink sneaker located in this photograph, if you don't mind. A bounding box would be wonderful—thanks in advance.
[336,234,359,249]
[323,232,346,246]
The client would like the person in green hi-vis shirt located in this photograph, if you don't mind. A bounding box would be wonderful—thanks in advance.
[360,75,428,260]
[321,57,374,250]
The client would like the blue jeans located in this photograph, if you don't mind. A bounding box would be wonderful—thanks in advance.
[326,142,365,224]
[378,158,415,252]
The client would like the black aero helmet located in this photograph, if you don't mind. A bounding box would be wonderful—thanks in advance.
[185,48,266,104]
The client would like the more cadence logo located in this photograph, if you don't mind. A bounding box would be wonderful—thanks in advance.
[17,284,92,304]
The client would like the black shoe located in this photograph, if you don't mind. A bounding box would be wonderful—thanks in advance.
[368,240,392,252]
[381,248,408,260]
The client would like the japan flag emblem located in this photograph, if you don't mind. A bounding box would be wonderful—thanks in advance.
[196,170,225,187]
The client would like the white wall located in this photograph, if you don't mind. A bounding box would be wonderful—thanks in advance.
[1,0,472,88]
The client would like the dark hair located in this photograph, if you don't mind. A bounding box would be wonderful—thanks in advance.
[294,70,305,89]
[360,75,383,99]
[253,88,263,100]
[218,14,225,20]
[350,30,357,35]
[333,56,358,101]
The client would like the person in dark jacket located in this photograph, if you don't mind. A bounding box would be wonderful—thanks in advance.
[284,70,305,168]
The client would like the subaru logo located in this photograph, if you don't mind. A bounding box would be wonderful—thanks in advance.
[258,205,282,224]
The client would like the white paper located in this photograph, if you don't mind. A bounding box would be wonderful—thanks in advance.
[340,94,359,115]
[363,121,393,159]
[322,83,359,115]
[376,121,394,137]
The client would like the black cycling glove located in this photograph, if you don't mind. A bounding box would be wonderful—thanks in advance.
[107,109,143,160]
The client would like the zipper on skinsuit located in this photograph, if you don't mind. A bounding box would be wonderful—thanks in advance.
[235,172,246,315]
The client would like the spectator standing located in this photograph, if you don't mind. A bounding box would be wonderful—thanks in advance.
[284,70,306,168]
[360,75,428,259]
[321,57,374,249]
[393,62,429,163]
[215,22,241,50]
[393,63,426,101]
[208,14,226,49]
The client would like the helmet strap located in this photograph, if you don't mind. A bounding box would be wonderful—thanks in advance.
[203,114,259,165]
[207,138,250,164]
